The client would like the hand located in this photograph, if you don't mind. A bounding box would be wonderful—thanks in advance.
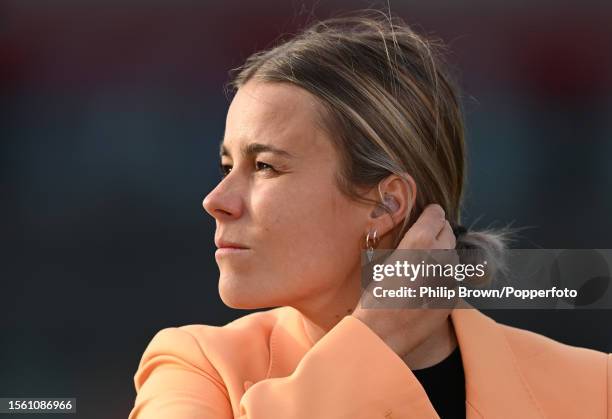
[351,203,458,359]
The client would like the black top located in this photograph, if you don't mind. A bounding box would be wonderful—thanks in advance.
[411,346,466,419]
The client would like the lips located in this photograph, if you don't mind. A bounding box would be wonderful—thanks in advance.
[214,238,250,259]
[215,238,249,249]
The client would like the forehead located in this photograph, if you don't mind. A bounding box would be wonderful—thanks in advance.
[222,81,329,156]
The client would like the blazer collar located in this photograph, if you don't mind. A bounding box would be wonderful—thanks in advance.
[450,301,544,418]
[271,304,544,418]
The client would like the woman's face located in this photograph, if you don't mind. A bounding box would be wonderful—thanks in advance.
[203,80,371,310]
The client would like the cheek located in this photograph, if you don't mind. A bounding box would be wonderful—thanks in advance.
[253,185,363,282]
[253,183,342,244]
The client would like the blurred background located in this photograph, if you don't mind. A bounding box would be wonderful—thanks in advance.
[1,0,611,417]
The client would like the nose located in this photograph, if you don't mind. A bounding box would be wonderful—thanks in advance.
[202,178,243,221]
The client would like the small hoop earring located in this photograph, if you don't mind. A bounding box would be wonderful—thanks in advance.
[365,228,378,262]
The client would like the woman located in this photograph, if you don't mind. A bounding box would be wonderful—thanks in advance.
[129,11,611,419]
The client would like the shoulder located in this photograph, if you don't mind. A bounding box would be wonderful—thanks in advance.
[178,306,287,350]
[143,306,289,357]
[135,306,292,386]
[500,321,609,366]
[499,321,610,398]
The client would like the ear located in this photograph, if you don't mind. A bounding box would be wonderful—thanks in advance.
[367,173,416,237]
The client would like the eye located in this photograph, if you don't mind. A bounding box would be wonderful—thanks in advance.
[255,161,276,172]
[218,161,277,178]
[219,163,232,178]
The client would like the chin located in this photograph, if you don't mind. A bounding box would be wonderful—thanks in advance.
[218,277,281,309]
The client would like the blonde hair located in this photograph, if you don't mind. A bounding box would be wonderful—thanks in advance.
[226,10,519,280]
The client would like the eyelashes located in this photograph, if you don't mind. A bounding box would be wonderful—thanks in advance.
[255,161,276,172]
[219,163,231,177]
[218,161,277,178]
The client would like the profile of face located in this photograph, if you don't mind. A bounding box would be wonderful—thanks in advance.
[202,81,379,311]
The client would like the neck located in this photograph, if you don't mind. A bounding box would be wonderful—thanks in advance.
[301,308,457,370]
[295,261,458,370]
[403,315,457,370]
[296,299,360,345]
[295,266,362,344]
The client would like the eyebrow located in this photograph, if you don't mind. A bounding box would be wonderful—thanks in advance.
[219,141,295,159]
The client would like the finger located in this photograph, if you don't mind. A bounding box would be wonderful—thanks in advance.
[409,204,446,241]
[433,220,456,250]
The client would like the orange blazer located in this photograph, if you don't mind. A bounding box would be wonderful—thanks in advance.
[128,305,611,418]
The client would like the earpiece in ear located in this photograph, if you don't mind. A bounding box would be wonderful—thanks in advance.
[384,195,399,212]
[371,194,399,217]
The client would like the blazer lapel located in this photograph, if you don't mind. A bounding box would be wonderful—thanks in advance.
[272,305,546,418]
[451,303,545,419]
